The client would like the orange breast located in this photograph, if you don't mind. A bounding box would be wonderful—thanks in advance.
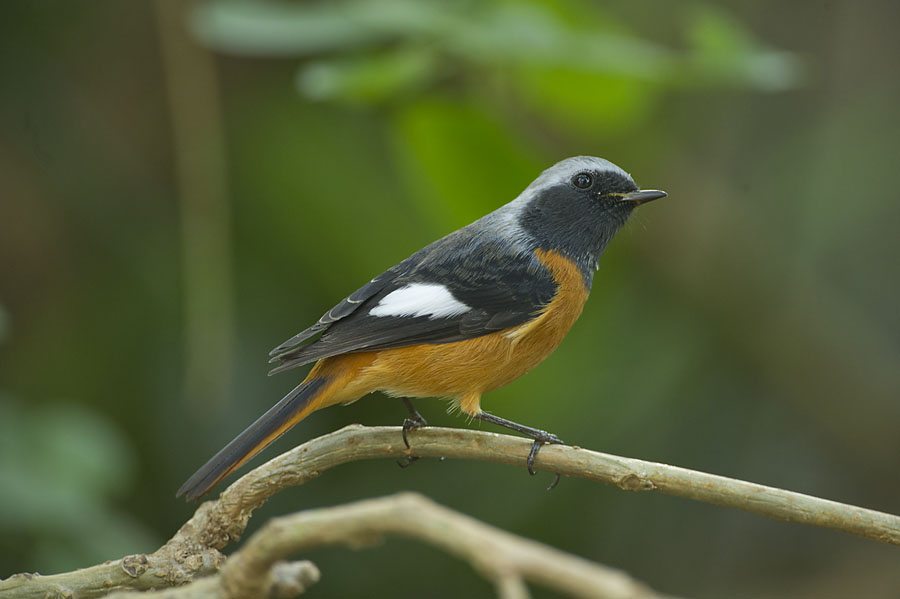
[326,249,590,414]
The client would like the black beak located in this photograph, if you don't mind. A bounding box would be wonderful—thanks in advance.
[622,189,667,205]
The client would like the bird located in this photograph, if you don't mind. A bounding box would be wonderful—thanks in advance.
[177,156,666,501]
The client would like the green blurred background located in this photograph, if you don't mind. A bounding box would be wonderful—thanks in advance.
[1,1,899,597]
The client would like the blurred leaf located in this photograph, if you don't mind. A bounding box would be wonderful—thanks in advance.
[191,1,382,56]
[511,67,657,136]
[0,396,159,570]
[0,398,133,526]
[684,6,804,90]
[192,0,458,56]
[32,402,135,496]
[297,47,441,104]
[194,0,803,105]
[444,3,673,79]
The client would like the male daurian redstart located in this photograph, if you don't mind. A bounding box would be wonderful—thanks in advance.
[177,156,665,500]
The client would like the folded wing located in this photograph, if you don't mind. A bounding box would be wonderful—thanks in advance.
[268,238,557,375]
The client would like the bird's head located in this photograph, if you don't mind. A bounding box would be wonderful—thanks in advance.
[515,156,666,278]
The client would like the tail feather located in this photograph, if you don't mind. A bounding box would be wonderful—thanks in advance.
[177,377,330,501]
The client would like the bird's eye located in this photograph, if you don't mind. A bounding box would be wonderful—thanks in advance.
[572,173,593,189]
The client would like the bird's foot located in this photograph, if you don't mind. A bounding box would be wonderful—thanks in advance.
[474,411,564,489]
[400,398,428,448]
[398,398,427,468]
[525,430,564,474]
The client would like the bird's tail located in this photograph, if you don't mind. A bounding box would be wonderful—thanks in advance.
[177,376,333,501]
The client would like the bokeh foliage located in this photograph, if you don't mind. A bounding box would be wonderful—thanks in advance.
[1,1,899,597]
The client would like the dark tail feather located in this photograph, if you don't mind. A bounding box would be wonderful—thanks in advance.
[176,377,329,501]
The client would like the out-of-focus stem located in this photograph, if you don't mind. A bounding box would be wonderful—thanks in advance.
[155,0,235,409]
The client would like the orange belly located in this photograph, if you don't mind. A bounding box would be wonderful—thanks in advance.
[314,249,590,415]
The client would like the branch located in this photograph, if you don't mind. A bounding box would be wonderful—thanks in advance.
[218,493,671,599]
[196,424,900,549]
[0,544,223,599]
[103,561,320,599]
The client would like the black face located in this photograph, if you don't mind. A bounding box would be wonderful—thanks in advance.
[518,168,642,285]
[568,169,639,201]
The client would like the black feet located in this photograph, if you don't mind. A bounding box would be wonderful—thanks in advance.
[395,402,563,488]
[398,398,427,468]
[400,397,427,448]
[474,411,564,489]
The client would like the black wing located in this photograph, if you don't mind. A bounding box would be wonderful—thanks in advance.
[267,237,557,375]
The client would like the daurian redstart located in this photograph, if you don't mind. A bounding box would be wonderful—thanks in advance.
[178,156,666,500]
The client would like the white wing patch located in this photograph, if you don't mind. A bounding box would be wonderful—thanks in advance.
[369,283,471,319]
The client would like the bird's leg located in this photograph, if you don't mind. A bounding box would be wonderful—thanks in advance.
[474,412,564,488]
[397,397,427,469]
[400,397,427,448]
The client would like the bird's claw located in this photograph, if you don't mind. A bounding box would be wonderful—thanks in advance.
[525,432,564,490]
[401,416,426,449]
